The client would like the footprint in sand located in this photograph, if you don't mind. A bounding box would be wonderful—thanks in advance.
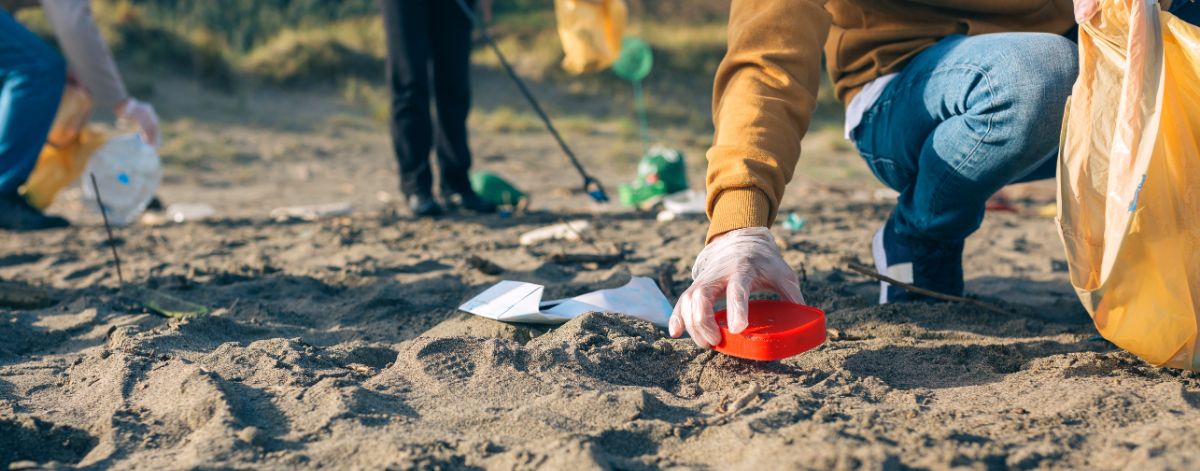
[416,338,478,383]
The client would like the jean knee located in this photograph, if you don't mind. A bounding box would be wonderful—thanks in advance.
[974,34,1077,165]
[1002,35,1077,111]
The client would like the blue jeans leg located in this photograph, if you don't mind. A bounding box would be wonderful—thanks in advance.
[0,8,66,195]
[1171,0,1200,24]
[852,33,1078,244]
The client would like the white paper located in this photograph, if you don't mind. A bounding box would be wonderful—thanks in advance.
[457,281,567,324]
[459,277,671,327]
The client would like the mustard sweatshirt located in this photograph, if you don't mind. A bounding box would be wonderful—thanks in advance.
[705,0,1075,241]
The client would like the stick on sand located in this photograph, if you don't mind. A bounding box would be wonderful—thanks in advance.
[845,263,1011,315]
[90,174,125,286]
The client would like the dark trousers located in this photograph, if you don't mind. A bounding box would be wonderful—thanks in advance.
[382,0,475,197]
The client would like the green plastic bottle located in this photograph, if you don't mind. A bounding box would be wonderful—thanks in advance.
[470,171,528,211]
[618,146,687,207]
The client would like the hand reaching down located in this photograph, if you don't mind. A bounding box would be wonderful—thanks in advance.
[669,227,805,348]
[115,98,160,148]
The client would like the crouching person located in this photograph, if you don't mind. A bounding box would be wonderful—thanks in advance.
[0,0,158,231]
[672,0,1143,346]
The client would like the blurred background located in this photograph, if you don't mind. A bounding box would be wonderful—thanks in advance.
[19,0,867,218]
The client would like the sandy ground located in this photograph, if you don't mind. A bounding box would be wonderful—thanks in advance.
[3,75,1200,470]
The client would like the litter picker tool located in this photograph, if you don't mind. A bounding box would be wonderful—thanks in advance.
[454,0,609,203]
[90,174,125,285]
[89,174,208,319]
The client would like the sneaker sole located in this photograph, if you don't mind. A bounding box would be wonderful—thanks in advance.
[872,227,890,305]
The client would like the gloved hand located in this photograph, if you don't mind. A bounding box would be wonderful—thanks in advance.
[115,98,160,147]
[669,227,805,348]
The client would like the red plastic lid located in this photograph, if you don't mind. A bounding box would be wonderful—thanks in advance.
[712,300,826,361]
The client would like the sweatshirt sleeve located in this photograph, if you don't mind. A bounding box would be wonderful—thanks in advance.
[42,0,128,110]
[705,0,830,242]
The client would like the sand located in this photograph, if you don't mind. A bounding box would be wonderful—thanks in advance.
[3,80,1200,470]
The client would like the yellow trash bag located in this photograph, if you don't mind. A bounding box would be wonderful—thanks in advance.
[1059,0,1200,369]
[20,85,107,210]
[554,0,627,74]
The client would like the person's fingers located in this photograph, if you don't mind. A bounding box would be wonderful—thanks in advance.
[758,259,805,305]
[669,292,685,338]
[142,122,159,147]
[679,291,710,348]
[690,288,722,347]
[725,273,752,334]
[776,276,806,305]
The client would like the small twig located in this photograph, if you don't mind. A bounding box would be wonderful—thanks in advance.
[845,263,1011,315]
[0,281,54,309]
[558,217,605,252]
[705,382,762,426]
[90,174,125,286]
[547,252,624,265]
[465,255,505,275]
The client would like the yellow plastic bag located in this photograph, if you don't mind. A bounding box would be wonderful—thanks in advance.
[1059,0,1200,369]
[554,0,627,74]
[20,85,106,210]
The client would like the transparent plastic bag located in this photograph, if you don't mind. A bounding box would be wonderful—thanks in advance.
[1058,0,1200,369]
[80,132,162,226]
[554,0,627,74]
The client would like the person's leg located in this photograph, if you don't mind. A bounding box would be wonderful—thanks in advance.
[428,0,479,199]
[852,32,1078,300]
[382,0,436,202]
[0,8,69,231]
[1170,0,1200,25]
[0,9,65,196]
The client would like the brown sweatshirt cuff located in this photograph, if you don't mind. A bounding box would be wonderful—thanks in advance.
[706,188,772,243]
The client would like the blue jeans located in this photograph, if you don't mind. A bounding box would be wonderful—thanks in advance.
[1172,0,1200,23]
[0,8,65,195]
[854,6,1200,246]
[852,32,1076,244]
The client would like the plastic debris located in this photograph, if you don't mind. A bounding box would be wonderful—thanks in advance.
[459,277,671,326]
[80,132,162,226]
[269,202,353,222]
[518,220,590,246]
[619,146,688,207]
[166,203,216,223]
[470,170,528,212]
[782,213,807,232]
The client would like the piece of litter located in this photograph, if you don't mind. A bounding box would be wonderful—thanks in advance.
[661,189,705,215]
[518,220,590,246]
[465,255,505,275]
[128,286,208,319]
[459,277,671,326]
[269,202,353,222]
[1037,203,1057,218]
[782,213,807,232]
[166,203,215,223]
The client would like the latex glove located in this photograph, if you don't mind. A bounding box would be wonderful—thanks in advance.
[669,227,805,348]
[1075,0,1098,22]
[115,98,160,148]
